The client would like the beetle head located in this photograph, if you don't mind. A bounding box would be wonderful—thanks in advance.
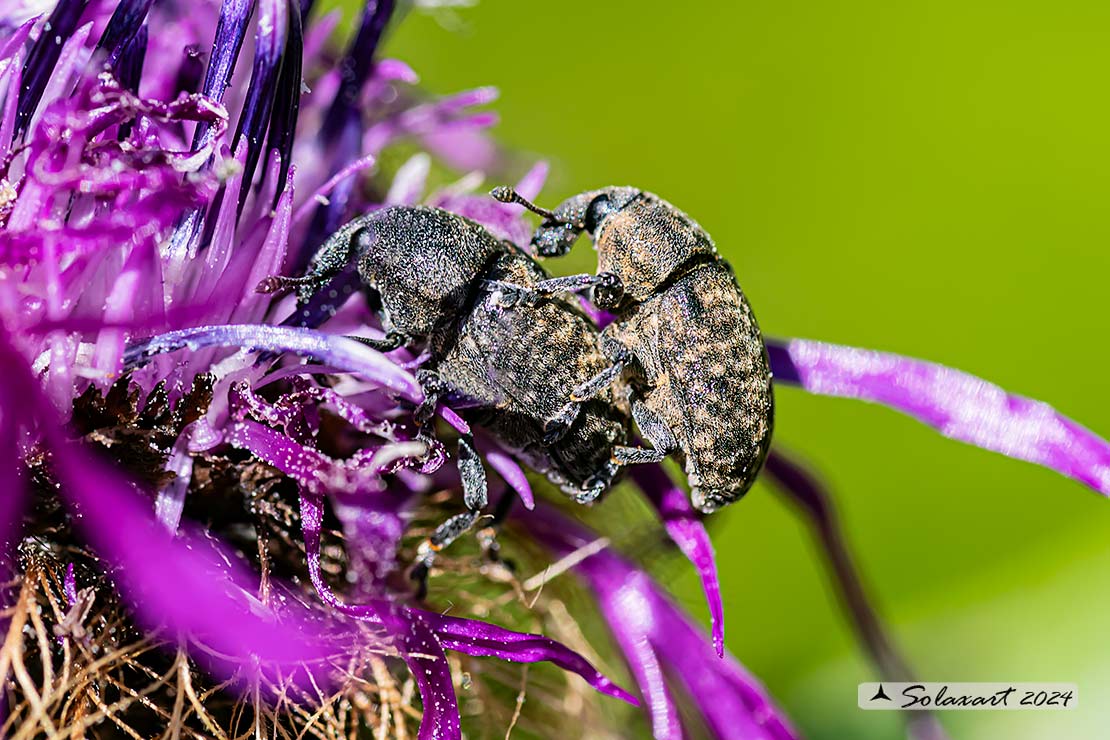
[348,206,504,337]
[491,186,640,257]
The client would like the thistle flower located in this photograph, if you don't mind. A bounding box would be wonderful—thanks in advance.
[1,1,1108,739]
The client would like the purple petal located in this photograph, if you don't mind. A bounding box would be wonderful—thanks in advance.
[0,21,35,153]
[124,324,422,401]
[113,22,148,95]
[385,152,430,206]
[291,153,377,227]
[525,506,796,740]
[632,464,724,657]
[225,418,385,493]
[767,337,1110,495]
[513,160,549,200]
[427,610,637,706]
[0,327,332,679]
[641,586,798,740]
[192,0,254,151]
[50,440,333,678]
[437,405,471,435]
[63,563,78,605]
[291,0,394,272]
[484,446,535,510]
[154,444,193,532]
[298,489,635,713]
[95,0,153,65]
[430,191,532,246]
[421,126,498,173]
[262,0,302,202]
[293,114,360,272]
[596,572,684,739]
[400,613,462,740]
[320,0,395,139]
[331,489,410,595]
[232,0,287,210]
[15,0,88,135]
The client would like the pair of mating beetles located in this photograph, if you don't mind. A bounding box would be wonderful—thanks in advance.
[260,186,773,578]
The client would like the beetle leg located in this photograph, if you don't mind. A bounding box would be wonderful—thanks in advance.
[612,400,679,467]
[613,446,668,465]
[530,272,624,309]
[414,368,447,426]
[411,433,488,597]
[481,279,539,308]
[569,336,632,403]
[343,329,409,352]
[255,272,329,300]
[632,398,678,450]
[546,337,631,442]
[542,400,582,445]
[532,272,619,296]
[476,491,518,570]
[257,230,357,303]
[576,460,620,504]
[569,356,628,402]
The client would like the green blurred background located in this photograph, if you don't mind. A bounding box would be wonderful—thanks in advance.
[378,2,1110,737]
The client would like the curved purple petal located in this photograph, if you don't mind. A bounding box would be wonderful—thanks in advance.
[114,22,148,95]
[525,506,797,740]
[292,0,394,273]
[0,21,34,154]
[641,585,798,740]
[124,324,422,401]
[385,153,430,205]
[632,464,724,657]
[225,418,388,494]
[0,330,333,680]
[50,440,333,678]
[483,447,535,510]
[401,612,462,740]
[426,611,637,706]
[291,153,377,227]
[767,337,1110,496]
[437,405,471,435]
[297,490,636,713]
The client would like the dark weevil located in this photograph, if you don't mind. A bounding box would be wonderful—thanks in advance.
[257,205,630,582]
[490,186,773,514]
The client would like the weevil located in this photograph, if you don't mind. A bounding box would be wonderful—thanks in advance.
[491,186,773,514]
[257,205,629,580]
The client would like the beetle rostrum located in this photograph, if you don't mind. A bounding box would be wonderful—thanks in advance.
[258,205,630,584]
[492,186,774,514]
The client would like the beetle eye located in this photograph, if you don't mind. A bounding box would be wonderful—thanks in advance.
[583,195,613,233]
[353,227,375,251]
[532,222,577,257]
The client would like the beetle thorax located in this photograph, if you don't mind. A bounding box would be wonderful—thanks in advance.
[595,194,717,304]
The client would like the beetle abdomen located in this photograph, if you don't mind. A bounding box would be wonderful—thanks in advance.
[615,261,773,512]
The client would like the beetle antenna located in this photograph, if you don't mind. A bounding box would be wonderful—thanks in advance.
[490,186,561,222]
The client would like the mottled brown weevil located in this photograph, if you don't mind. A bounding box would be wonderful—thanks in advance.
[258,206,629,583]
[491,186,773,514]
